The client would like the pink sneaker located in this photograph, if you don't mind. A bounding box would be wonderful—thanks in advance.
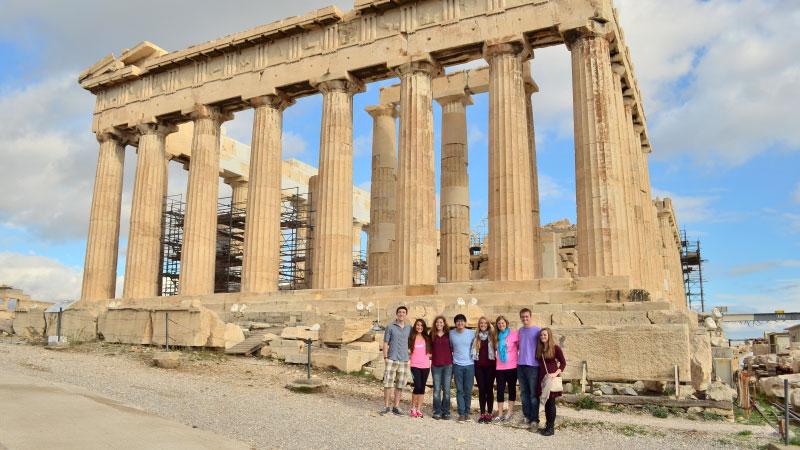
[409,408,417,417]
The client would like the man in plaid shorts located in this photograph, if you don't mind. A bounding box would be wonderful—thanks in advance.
[380,306,411,416]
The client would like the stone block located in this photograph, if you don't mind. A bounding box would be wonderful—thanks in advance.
[690,333,712,391]
[574,311,650,326]
[752,343,770,355]
[11,309,46,338]
[319,316,373,345]
[551,324,691,381]
[759,374,800,398]
[622,301,673,312]
[705,381,737,402]
[647,310,696,326]
[151,306,225,347]
[268,339,308,360]
[280,326,319,341]
[551,312,581,326]
[224,323,245,350]
[311,347,376,373]
[712,347,734,359]
[713,357,736,386]
[97,309,152,345]
[344,341,381,354]
[441,304,485,328]
[0,311,13,334]
[152,351,181,369]
[45,308,98,342]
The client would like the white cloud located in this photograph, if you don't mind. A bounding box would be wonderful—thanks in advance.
[0,252,80,301]
[468,125,486,144]
[652,188,718,223]
[793,183,800,204]
[282,131,308,159]
[538,174,565,200]
[353,134,372,158]
[727,259,800,276]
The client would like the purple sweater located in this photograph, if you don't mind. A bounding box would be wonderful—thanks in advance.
[517,326,541,367]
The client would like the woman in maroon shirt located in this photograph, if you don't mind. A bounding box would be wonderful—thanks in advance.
[471,316,496,423]
[536,327,566,436]
[429,316,453,420]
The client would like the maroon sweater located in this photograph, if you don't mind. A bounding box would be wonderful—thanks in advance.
[431,332,453,367]
[537,345,566,399]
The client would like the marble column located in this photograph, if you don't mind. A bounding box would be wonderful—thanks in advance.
[437,94,472,283]
[307,174,319,288]
[229,179,248,210]
[395,61,438,286]
[311,80,361,289]
[365,104,398,286]
[524,82,543,279]
[123,123,174,299]
[179,105,231,296]
[80,132,126,302]
[568,30,630,278]
[484,42,537,281]
[241,95,290,294]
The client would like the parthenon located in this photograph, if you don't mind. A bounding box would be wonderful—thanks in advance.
[59,0,698,384]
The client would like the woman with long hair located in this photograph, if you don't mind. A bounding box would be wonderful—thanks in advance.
[429,316,452,420]
[536,327,566,436]
[408,318,432,418]
[471,316,496,423]
[493,315,519,422]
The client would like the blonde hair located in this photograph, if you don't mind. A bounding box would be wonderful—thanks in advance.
[472,316,496,349]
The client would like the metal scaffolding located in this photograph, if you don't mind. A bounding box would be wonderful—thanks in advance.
[160,195,185,296]
[279,187,311,290]
[214,197,246,293]
[680,228,706,312]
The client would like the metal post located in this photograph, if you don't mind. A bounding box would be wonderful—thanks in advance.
[164,312,169,351]
[57,307,63,342]
[786,378,790,445]
[305,338,312,380]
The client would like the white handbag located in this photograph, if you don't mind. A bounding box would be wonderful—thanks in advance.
[541,353,563,393]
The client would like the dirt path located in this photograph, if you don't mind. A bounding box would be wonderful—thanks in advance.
[0,339,777,449]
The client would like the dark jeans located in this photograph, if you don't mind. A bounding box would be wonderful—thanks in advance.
[410,367,430,395]
[496,368,518,402]
[431,365,452,416]
[452,364,475,416]
[544,397,557,427]
[475,365,496,414]
[518,365,540,422]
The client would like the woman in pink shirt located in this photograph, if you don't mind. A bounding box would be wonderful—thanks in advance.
[494,315,519,421]
[408,318,432,418]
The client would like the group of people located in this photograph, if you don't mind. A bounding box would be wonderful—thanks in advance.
[379,306,566,436]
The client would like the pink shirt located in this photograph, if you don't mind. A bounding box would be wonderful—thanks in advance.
[410,336,431,369]
[495,329,519,370]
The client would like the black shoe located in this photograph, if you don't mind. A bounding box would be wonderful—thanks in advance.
[392,407,404,416]
[379,407,391,415]
[441,415,451,421]
[541,424,554,436]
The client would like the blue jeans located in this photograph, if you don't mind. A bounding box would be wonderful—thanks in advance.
[518,365,540,422]
[452,364,475,416]
[431,364,452,417]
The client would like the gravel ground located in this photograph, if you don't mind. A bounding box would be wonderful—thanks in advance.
[0,339,775,449]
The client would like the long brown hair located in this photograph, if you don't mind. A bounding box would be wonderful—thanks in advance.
[429,316,449,339]
[472,316,497,350]
[408,318,432,353]
[536,327,556,360]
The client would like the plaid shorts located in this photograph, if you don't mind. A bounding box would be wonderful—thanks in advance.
[383,359,410,389]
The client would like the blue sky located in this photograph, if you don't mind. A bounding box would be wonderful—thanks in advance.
[0,0,798,340]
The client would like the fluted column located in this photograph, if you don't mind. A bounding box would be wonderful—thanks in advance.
[365,104,398,286]
[484,42,536,281]
[123,123,174,299]
[311,80,361,289]
[80,132,126,302]
[524,82,543,279]
[179,105,231,296]
[610,64,640,286]
[621,91,646,289]
[568,30,630,278]
[307,174,319,287]
[229,179,248,209]
[241,95,291,293]
[395,61,438,285]
[437,94,472,282]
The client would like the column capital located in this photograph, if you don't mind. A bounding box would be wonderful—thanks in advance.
[392,59,442,78]
[563,26,613,50]
[224,176,248,187]
[435,93,473,108]
[482,39,529,61]
[134,121,178,138]
[95,128,125,144]
[524,81,540,95]
[314,78,365,95]
[365,103,398,119]
[185,104,234,123]
[247,94,293,111]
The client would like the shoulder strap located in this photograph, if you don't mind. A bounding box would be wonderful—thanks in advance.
[541,352,550,374]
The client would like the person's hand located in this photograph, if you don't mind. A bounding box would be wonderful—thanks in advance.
[548,373,558,379]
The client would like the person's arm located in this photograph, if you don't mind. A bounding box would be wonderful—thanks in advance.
[383,328,391,360]
[552,345,566,377]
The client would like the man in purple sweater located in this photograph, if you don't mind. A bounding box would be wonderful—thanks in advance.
[517,308,541,431]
